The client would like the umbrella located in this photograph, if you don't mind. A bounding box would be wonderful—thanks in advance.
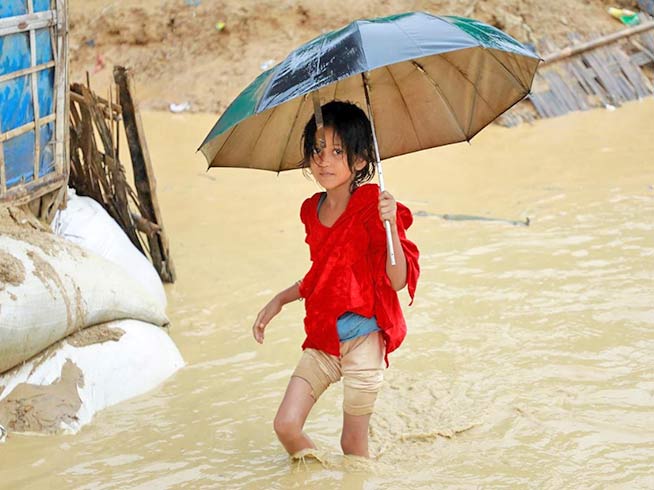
[199,11,540,261]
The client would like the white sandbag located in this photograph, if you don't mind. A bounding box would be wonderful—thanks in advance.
[0,232,168,374]
[0,320,184,435]
[52,188,167,310]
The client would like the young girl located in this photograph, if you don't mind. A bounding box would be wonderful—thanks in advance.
[252,101,419,459]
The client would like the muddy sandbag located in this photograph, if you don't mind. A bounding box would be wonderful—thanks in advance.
[0,320,184,435]
[52,188,167,310]
[0,208,168,374]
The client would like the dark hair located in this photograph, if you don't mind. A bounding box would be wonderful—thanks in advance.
[300,100,375,191]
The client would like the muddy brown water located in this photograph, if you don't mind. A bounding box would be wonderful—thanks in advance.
[1,100,653,489]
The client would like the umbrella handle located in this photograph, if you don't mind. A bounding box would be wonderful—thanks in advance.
[383,219,396,266]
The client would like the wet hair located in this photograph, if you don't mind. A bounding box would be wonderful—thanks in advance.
[300,100,375,192]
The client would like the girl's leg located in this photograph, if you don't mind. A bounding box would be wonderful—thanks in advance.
[341,412,372,457]
[273,376,316,455]
[339,332,385,458]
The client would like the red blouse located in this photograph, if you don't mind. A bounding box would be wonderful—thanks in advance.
[298,183,420,363]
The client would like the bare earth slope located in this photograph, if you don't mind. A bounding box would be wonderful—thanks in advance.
[68,0,638,112]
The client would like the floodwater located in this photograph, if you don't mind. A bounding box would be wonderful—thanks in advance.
[2,99,654,489]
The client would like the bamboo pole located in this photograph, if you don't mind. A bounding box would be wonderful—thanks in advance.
[27,0,42,184]
[0,115,57,143]
[543,21,654,64]
[0,173,66,206]
[0,10,55,37]
[55,0,69,181]
[0,61,56,85]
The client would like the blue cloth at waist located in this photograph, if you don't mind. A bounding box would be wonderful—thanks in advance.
[337,312,380,342]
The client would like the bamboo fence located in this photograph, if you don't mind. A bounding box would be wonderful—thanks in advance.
[68,67,175,282]
[500,15,654,126]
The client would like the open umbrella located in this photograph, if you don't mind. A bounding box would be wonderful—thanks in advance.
[199,11,540,261]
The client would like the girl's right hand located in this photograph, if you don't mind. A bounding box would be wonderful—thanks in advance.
[252,297,282,344]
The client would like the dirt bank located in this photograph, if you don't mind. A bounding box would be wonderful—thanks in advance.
[68,0,640,113]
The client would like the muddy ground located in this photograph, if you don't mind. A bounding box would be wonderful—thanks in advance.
[68,0,642,113]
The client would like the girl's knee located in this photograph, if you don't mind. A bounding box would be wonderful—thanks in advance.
[343,389,378,416]
[273,413,302,440]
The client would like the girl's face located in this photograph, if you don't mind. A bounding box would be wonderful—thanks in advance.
[310,126,365,192]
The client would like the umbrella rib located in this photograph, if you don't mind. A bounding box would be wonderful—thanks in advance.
[485,50,530,93]
[246,107,279,169]
[385,65,423,148]
[434,53,499,123]
[279,94,308,169]
[207,125,237,167]
[466,51,484,136]
[412,60,468,142]
[389,19,427,57]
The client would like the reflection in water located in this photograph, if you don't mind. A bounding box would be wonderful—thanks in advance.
[2,100,653,490]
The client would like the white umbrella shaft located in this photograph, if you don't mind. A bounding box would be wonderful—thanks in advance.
[363,73,396,266]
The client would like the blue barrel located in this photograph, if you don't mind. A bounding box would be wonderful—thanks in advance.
[0,0,59,194]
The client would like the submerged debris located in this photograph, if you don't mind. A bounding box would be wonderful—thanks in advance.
[414,210,530,226]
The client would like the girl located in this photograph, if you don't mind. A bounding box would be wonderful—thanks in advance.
[252,101,419,458]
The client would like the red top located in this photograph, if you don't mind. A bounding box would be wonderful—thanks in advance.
[298,184,420,363]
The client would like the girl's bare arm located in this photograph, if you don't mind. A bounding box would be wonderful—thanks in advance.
[252,281,301,344]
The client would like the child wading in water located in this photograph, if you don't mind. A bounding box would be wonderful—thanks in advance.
[252,101,419,458]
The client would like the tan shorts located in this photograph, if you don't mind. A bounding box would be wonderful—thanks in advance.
[292,332,385,416]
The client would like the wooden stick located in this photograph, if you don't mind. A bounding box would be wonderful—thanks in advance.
[115,81,121,162]
[70,89,122,114]
[114,65,176,282]
[41,182,67,223]
[543,21,654,64]
[109,84,117,171]
[131,212,162,235]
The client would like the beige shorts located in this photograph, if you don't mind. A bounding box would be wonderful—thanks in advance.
[292,332,385,416]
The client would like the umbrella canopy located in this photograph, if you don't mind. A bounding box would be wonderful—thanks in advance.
[199,12,540,172]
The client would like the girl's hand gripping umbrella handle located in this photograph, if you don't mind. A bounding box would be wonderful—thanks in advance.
[376,161,397,266]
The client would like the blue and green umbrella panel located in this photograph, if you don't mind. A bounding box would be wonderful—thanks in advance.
[199,12,540,172]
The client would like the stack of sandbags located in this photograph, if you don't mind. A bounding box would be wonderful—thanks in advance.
[0,319,184,434]
[0,205,182,437]
[51,188,167,310]
[0,208,168,374]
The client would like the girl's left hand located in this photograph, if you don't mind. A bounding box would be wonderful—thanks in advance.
[378,190,397,225]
